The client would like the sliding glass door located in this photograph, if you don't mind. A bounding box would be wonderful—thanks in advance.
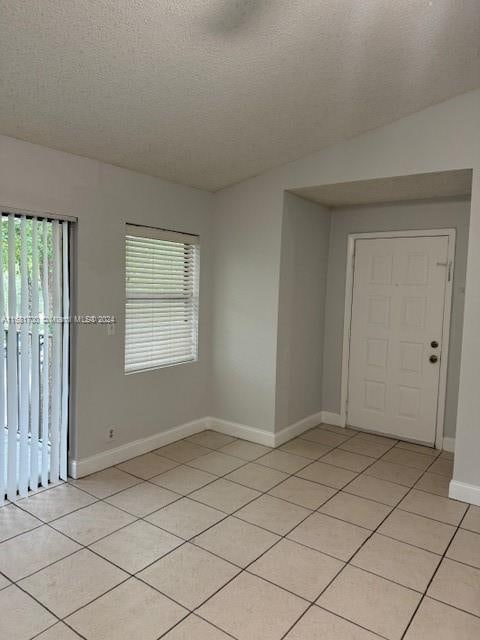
[0,213,70,500]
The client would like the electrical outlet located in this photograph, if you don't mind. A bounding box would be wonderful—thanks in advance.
[106,426,116,442]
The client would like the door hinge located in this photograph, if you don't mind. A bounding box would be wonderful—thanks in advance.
[436,260,453,282]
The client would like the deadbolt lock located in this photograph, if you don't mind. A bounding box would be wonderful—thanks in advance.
[430,340,439,348]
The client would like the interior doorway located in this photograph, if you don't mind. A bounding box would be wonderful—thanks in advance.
[343,229,455,447]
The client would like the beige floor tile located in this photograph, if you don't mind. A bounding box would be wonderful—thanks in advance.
[284,606,381,640]
[116,453,178,479]
[428,457,454,477]
[236,495,311,535]
[462,505,480,533]
[378,509,456,554]
[318,565,421,640]
[428,558,480,616]
[150,465,216,494]
[414,472,450,497]
[146,497,225,539]
[403,597,480,640]
[288,512,370,561]
[198,572,308,640]
[190,478,260,513]
[300,427,351,447]
[187,430,236,449]
[351,533,440,592]
[440,449,454,459]
[447,528,480,569]
[0,503,42,542]
[187,451,245,475]
[19,549,127,617]
[395,441,439,457]
[51,501,135,544]
[69,467,140,498]
[398,490,467,526]
[268,476,336,509]
[0,574,10,590]
[257,450,311,473]
[18,484,96,522]
[66,577,186,640]
[319,492,391,530]
[345,474,409,506]
[35,622,83,639]
[138,543,239,609]
[154,440,211,463]
[0,585,56,640]
[249,539,343,601]
[320,449,374,472]
[340,435,394,458]
[320,424,358,436]
[365,460,424,487]
[90,520,183,573]
[162,614,233,639]
[226,462,288,491]
[220,440,272,461]
[105,482,179,516]
[279,438,332,459]
[0,525,80,580]
[193,516,279,567]
[382,449,433,470]
[296,461,357,488]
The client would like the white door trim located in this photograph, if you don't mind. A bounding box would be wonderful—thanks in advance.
[340,228,456,449]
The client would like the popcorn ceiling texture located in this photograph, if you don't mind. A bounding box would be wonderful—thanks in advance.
[0,0,479,191]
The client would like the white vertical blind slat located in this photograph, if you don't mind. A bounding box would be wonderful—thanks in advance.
[60,222,69,480]
[0,216,5,500]
[18,217,29,497]
[50,221,62,483]
[30,220,40,490]
[6,215,18,500]
[41,219,50,487]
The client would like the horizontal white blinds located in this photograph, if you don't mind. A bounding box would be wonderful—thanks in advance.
[125,226,200,373]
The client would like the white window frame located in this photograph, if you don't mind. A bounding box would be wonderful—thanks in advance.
[125,224,200,374]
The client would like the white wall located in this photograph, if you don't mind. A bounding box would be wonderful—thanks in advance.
[0,135,213,460]
[322,198,470,438]
[211,89,480,501]
[275,193,330,429]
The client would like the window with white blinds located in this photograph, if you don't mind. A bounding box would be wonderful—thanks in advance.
[125,225,200,374]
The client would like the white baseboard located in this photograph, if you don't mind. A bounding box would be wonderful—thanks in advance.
[68,409,351,479]
[320,411,345,427]
[274,411,324,447]
[449,479,480,506]
[69,417,207,478]
[207,417,275,447]
[442,437,455,453]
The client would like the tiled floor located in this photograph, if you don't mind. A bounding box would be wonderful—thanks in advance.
[1,425,480,639]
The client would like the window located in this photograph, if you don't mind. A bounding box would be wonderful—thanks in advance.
[125,225,200,373]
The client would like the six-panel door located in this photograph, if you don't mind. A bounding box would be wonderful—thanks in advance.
[347,235,449,444]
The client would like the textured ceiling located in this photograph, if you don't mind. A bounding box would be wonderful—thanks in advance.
[0,1,479,191]
[292,170,473,208]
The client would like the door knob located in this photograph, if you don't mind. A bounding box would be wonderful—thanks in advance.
[431,340,439,348]
[429,355,438,363]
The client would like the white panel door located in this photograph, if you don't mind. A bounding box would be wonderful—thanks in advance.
[347,235,449,444]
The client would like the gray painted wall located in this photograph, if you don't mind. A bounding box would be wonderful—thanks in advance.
[0,135,213,460]
[322,197,470,438]
[275,193,330,429]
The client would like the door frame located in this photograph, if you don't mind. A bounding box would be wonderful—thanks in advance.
[340,228,456,449]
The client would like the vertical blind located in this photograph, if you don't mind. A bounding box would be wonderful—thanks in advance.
[0,213,70,500]
[125,225,200,373]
